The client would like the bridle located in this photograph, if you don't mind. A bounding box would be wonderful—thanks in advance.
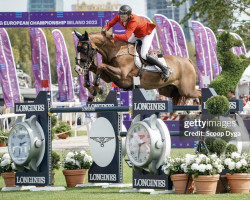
[75,36,108,74]
[74,33,137,75]
[75,40,96,74]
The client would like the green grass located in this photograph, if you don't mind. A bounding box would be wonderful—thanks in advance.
[0,149,249,200]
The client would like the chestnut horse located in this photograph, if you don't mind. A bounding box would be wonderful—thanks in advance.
[74,31,201,104]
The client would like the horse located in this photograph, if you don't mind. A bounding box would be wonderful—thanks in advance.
[74,31,201,105]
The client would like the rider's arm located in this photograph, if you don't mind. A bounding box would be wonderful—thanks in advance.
[103,14,119,31]
[113,21,137,41]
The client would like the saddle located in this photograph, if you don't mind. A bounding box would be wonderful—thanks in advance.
[136,40,163,65]
[134,40,167,72]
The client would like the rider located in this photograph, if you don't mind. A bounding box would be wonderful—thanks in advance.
[102,5,171,82]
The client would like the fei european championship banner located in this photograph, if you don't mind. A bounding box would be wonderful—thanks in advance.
[169,19,189,58]
[0,28,20,108]
[192,21,212,88]
[29,28,52,94]
[205,27,221,78]
[0,11,118,28]
[154,14,175,55]
[52,29,74,101]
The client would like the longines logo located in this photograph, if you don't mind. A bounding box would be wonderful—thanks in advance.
[203,101,237,109]
[134,103,166,111]
[90,137,115,147]
[16,104,45,112]
[16,176,45,184]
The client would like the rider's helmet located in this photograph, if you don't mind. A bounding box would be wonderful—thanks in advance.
[118,5,132,17]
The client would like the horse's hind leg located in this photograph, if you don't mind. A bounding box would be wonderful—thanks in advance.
[159,85,183,105]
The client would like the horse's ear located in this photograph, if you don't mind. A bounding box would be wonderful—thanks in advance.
[74,30,82,40]
[84,31,89,40]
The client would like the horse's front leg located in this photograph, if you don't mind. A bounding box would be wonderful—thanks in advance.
[84,72,97,96]
[95,63,133,89]
[93,64,119,94]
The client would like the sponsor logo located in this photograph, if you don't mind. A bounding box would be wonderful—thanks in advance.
[134,103,166,111]
[89,174,116,181]
[16,176,45,184]
[90,137,114,147]
[134,178,166,188]
[229,102,237,109]
[203,101,237,110]
[90,104,115,107]
[16,104,45,112]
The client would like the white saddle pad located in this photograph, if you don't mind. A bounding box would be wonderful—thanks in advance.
[134,42,168,72]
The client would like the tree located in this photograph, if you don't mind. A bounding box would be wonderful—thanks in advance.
[173,0,250,51]
[233,22,250,51]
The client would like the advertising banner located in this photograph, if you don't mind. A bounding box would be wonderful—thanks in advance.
[140,15,160,50]
[170,19,189,58]
[52,29,74,101]
[205,27,221,78]
[29,28,51,94]
[0,28,20,107]
[192,21,212,88]
[154,14,175,55]
[72,32,89,104]
[0,11,119,28]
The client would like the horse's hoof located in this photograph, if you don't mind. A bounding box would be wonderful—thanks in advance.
[95,80,100,86]
[98,87,104,95]
[94,75,101,86]
[92,86,97,96]
[84,81,91,87]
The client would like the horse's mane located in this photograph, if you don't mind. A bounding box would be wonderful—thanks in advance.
[89,32,134,48]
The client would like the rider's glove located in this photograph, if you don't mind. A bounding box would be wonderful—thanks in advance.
[101,28,107,33]
[106,32,113,40]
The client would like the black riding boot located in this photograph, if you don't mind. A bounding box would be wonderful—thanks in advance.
[146,55,171,82]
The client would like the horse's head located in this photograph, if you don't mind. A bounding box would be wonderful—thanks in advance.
[74,31,96,75]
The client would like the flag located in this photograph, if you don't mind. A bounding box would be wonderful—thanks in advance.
[0,28,20,108]
[192,21,212,88]
[169,19,189,58]
[29,28,52,94]
[154,14,175,55]
[52,29,74,101]
[140,15,160,50]
[205,27,221,78]
[72,31,89,104]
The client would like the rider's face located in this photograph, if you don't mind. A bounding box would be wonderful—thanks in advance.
[120,15,129,22]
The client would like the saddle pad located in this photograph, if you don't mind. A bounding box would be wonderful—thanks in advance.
[134,42,168,73]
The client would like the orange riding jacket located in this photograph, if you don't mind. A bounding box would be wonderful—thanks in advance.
[104,14,156,41]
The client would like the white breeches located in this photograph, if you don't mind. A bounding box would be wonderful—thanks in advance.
[128,29,155,60]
